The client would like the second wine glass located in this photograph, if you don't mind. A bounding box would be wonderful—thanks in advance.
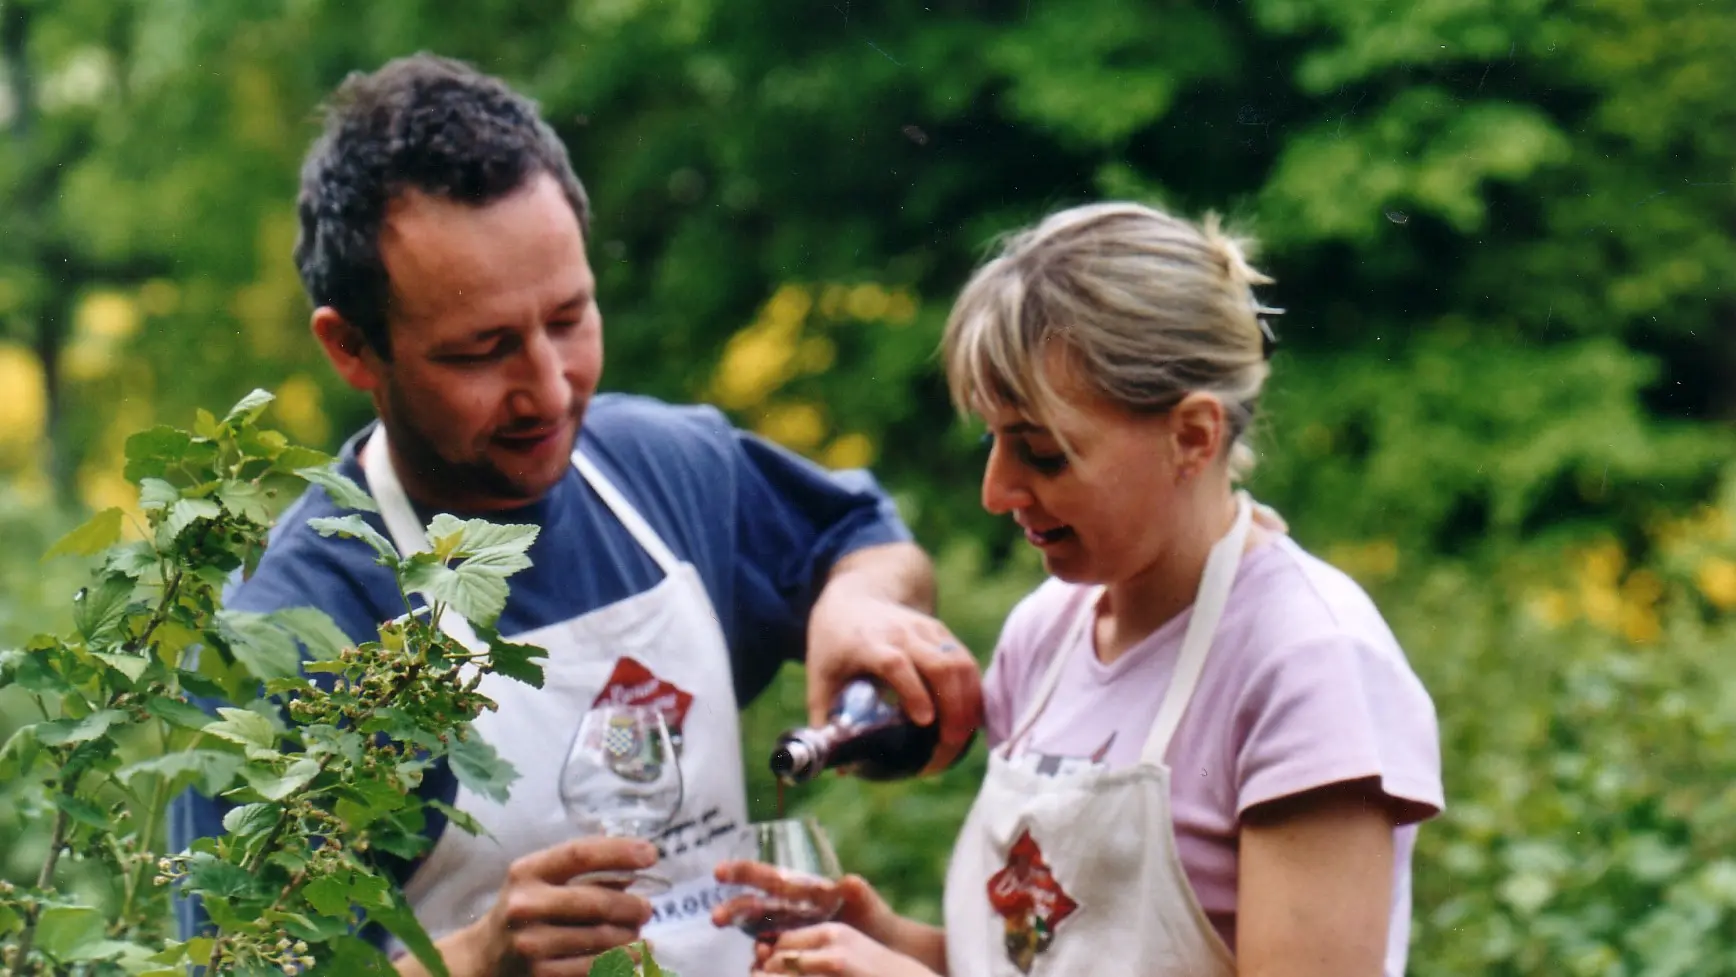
[723,817,846,941]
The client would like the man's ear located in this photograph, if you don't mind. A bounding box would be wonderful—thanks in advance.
[311,307,384,393]
[1168,392,1227,481]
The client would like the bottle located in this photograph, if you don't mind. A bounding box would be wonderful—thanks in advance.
[769,678,975,784]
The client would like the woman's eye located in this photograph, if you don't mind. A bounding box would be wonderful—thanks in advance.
[1015,444,1069,475]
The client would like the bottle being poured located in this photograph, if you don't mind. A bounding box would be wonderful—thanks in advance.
[770,677,974,785]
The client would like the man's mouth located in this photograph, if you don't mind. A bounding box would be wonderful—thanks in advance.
[493,422,566,455]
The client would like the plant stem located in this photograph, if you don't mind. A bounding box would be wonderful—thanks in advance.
[11,801,73,975]
[115,777,168,932]
[126,570,184,657]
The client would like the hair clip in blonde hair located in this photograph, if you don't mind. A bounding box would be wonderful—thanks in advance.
[1254,301,1283,361]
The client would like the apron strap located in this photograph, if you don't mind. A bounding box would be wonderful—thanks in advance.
[1138,492,1253,765]
[572,452,683,576]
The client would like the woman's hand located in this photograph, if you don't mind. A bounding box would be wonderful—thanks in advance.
[754,923,941,977]
[711,862,899,946]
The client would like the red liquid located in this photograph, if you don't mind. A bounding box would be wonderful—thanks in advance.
[734,906,834,941]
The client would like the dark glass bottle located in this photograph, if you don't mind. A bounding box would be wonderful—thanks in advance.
[769,678,974,784]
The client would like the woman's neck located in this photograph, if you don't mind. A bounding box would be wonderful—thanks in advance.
[1094,487,1240,665]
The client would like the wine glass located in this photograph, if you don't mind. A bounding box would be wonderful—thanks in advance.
[558,703,683,894]
[721,817,846,942]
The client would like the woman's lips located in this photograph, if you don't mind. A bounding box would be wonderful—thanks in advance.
[1021,524,1076,547]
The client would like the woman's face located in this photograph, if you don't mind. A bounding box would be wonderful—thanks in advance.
[977,364,1206,586]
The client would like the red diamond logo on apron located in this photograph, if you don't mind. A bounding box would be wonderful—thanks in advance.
[593,656,696,748]
[986,828,1079,974]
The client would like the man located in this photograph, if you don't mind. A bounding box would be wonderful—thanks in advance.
[170,52,981,977]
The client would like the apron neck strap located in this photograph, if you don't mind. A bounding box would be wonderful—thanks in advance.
[359,424,684,578]
[1001,492,1256,766]
[1138,491,1253,765]
[571,452,682,574]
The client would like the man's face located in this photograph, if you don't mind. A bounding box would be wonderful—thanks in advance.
[362,172,603,511]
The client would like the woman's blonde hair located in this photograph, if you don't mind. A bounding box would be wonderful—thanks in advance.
[941,201,1278,481]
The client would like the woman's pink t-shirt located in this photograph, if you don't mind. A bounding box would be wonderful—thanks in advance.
[981,534,1444,977]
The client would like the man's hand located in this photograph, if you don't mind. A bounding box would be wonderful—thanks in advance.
[806,543,983,775]
[418,837,658,977]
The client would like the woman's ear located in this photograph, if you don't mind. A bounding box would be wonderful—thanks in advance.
[1168,392,1227,482]
[311,307,384,393]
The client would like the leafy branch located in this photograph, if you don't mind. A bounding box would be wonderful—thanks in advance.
[0,390,563,977]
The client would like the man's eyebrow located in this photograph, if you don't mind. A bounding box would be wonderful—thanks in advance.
[1000,421,1048,435]
[551,288,591,313]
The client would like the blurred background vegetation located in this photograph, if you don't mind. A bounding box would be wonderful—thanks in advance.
[3,0,1734,973]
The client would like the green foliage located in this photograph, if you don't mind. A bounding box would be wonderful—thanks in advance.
[0,390,546,976]
[3,2,1735,975]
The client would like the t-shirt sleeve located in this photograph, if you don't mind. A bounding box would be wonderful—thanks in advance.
[726,427,915,667]
[1232,633,1443,825]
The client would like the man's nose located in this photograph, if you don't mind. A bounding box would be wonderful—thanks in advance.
[512,329,572,419]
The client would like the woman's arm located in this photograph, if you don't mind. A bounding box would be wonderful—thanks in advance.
[1236,778,1396,977]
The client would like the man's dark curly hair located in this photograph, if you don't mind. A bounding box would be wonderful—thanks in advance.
[293,52,592,358]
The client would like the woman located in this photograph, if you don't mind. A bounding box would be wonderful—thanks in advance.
[715,202,1443,977]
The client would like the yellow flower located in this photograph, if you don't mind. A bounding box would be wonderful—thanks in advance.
[1697,557,1736,612]
[754,401,827,453]
[0,344,47,461]
[821,433,876,470]
[1526,589,1576,629]
[1578,540,1625,586]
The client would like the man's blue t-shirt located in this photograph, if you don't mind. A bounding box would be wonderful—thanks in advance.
[169,393,912,931]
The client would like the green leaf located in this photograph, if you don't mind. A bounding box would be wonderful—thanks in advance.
[145,696,213,731]
[296,465,380,513]
[244,756,321,801]
[280,910,352,943]
[44,507,126,560]
[369,887,450,977]
[429,799,488,838]
[33,905,106,961]
[215,609,304,682]
[401,560,510,630]
[204,707,277,754]
[0,901,20,934]
[309,934,396,976]
[93,652,150,682]
[137,478,181,513]
[642,940,665,977]
[427,515,540,568]
[36,709,127,746]
[123,426,193,481]
[309,514,398,564]
[446,729,518,804]
[221,801,282,840]
[159,498,222,546]
[224,388,275,425]
[473,624,546,689]
[300,871,354,917]
[217,479,274,524]
[194,408,222,439]
[590,947,638,977]
[185,852,264,900]
[120,750,242,796]
[270,606,353,662]
[54,793,112,830]
[276,445,333,470]
[74,574,136,643]
[104,541,160,579]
